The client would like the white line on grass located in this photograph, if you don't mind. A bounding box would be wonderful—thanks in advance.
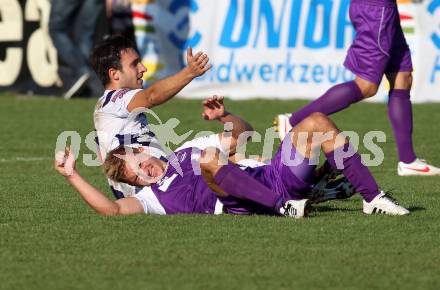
[0,157,51,163]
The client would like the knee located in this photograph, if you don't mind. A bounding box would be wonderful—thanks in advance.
[359,83,378,98]
[304,112,332,131]
[354,78,378,98]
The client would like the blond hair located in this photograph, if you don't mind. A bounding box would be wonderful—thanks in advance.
[103,146,131,183]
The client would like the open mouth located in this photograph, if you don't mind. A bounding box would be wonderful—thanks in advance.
[148,166,154,177]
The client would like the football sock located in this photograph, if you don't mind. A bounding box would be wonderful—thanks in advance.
[214,164,288,210]
[289,81,363,127]
[387,89,417,163]
[325,143,380,202]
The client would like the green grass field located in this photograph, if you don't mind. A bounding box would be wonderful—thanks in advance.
[1,94,439,290]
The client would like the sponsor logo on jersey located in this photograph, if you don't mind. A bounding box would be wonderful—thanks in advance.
[111,88,131,102]
[177,151,187,162]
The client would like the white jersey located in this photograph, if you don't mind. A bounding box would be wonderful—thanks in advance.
[93,88,165,198]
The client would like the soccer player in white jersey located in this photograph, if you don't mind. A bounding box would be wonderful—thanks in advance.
[55,97,410,218]
[91,35,211,198]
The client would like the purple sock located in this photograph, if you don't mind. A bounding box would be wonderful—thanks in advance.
[214,164,284,210]
[387,89,417,163]
[325,143,380,202]
[289,81,363,127]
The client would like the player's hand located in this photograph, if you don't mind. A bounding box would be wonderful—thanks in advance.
[202,95,226,120]
[54,146,76,177]
[186,47,212,77]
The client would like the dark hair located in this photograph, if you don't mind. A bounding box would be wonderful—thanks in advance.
[91,35,137,86]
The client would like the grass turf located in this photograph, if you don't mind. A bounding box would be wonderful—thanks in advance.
[1,94,439,290]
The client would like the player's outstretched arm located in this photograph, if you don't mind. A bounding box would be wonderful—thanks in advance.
[202,95,254,154]
[54,148,144,216]
[127,47,212,111]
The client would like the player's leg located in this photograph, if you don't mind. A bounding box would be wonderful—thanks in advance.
[386,71,416,164]
[290,113,378,203]
[199,147,288,214]
[385,72,440,175]
[289,113,409,215]
[383,3,416,165]
[289,77,380,127]
[289,1,388,127]
[384,9,440,176]
[288,80,364,127]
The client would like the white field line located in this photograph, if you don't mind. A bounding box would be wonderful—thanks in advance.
[0,157,51,163]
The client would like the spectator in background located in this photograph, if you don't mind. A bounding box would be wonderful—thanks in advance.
[106,0,136,47]
[49,0,104,99]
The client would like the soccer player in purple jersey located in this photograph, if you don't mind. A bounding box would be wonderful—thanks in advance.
[287,0,440,176]
[55,96,410,217]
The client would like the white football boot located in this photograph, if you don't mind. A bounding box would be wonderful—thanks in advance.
[279,199,311,218]
[363,191,410,215]
[273,113,292,141]
[397,158,440,176]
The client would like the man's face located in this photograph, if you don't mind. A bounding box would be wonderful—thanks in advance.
[122,149,166,186]
[116,48,147,89]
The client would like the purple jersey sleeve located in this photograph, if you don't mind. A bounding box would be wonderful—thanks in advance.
[146,148,219,214]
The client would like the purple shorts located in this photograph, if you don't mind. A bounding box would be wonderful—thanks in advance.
[220,138,316,215]
[343,0,413,85]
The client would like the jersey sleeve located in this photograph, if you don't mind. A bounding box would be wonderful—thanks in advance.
[100,89,142,118]
[133,187,167,215]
